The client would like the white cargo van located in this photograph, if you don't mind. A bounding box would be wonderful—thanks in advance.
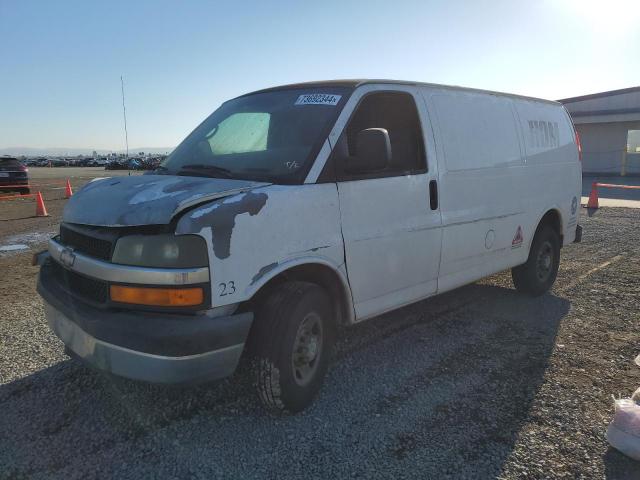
[37,80,582,412]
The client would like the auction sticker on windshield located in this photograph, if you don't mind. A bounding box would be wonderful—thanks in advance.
[295,94,342,106]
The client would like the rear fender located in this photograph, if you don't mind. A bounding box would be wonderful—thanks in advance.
[528,205,564,252]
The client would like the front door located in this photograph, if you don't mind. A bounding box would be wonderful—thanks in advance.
[333,87,442,320]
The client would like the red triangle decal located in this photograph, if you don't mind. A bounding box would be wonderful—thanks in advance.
[512,226,523,246]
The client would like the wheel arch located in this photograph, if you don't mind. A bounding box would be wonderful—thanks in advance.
[531,207,564,249]
[245,257,355,326]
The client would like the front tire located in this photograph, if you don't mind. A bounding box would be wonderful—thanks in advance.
[251,281,335,413]
[512,225,560,296]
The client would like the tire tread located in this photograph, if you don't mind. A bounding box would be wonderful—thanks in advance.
[252,281,329,412]
[512,225,560,296]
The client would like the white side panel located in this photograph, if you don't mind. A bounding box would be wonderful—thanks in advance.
[423,86,582,294]
[513,101,582,244]
[424,88,529,291]
[432,93,522,171]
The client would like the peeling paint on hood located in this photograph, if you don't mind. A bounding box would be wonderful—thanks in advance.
[62,175,270,227]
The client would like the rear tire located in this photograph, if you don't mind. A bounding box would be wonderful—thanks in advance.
[512,225,560,296]
[250,281,335,413]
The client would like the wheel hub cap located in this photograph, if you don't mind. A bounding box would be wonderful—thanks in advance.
[536,241,554,282]
[292,313,323,386]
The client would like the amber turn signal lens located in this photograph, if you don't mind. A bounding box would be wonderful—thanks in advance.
[110,285,204,307]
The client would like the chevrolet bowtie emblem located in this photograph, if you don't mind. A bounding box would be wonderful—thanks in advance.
[60,247,76,268]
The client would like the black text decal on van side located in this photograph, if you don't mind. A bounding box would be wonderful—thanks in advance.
[528,120,560,149]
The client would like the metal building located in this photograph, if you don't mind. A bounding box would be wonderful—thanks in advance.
[559,86,640,175]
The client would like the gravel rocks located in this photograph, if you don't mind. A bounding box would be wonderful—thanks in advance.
[1,207,639,479]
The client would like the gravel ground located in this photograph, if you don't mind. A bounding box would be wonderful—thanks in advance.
[0,207,639,479]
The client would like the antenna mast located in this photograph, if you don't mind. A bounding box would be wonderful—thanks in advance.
[120,75,129,158]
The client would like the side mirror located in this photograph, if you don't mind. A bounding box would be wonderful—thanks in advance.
[345,128,392,173]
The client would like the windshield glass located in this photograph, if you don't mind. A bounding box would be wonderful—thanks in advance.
[160,87,352,184]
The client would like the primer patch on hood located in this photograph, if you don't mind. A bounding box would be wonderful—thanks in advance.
[128,179,187,205]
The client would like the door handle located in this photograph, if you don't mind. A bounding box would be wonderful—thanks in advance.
[429,180,438,210]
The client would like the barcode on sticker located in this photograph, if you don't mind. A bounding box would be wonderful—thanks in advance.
[295,94,342,106]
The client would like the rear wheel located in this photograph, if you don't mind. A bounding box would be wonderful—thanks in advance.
[19,188,30,195]
[512,225,560,296]
[250,281,335,413]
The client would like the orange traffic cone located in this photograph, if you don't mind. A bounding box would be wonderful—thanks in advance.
[35,191,49,217]
[587,182,599,209]
[64,179,73,198]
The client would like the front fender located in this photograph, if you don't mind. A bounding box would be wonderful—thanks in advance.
[244,255,354,322]
[175,183,345,310]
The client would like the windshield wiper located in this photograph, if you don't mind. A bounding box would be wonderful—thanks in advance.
[175,164,236,179]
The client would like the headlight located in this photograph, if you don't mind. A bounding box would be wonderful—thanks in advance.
[112,234,208,268]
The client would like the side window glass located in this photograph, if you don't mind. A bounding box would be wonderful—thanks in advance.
[337,92,426,180]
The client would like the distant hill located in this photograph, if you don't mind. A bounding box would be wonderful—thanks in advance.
[0,146,174,157]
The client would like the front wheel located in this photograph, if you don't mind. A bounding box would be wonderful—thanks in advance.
[250,281,335,413]
[512,225,560,296]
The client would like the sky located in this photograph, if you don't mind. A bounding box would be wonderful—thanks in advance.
[1,0,639,152]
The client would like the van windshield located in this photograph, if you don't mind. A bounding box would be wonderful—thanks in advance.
[159,87,351,184]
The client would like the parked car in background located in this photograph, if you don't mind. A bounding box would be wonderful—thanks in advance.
[76,158,93,167]
[104,158,151,170]
[105,159,129,170]
[142,157,162,170]
[51,159,69,167]
[0,157,30,194]
[128,158,143,170]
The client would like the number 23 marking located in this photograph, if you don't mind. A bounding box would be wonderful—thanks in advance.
[219,281,236,296]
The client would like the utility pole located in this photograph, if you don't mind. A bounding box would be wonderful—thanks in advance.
[121,76,129,158]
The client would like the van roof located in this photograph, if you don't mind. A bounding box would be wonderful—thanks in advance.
[245,79,560,106]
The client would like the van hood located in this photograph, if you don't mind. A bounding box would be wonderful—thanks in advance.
[62,175,270,227]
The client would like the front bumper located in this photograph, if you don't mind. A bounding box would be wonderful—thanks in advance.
[38,261,254,384]
[0,177,28,187]
[44,302,249,383]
